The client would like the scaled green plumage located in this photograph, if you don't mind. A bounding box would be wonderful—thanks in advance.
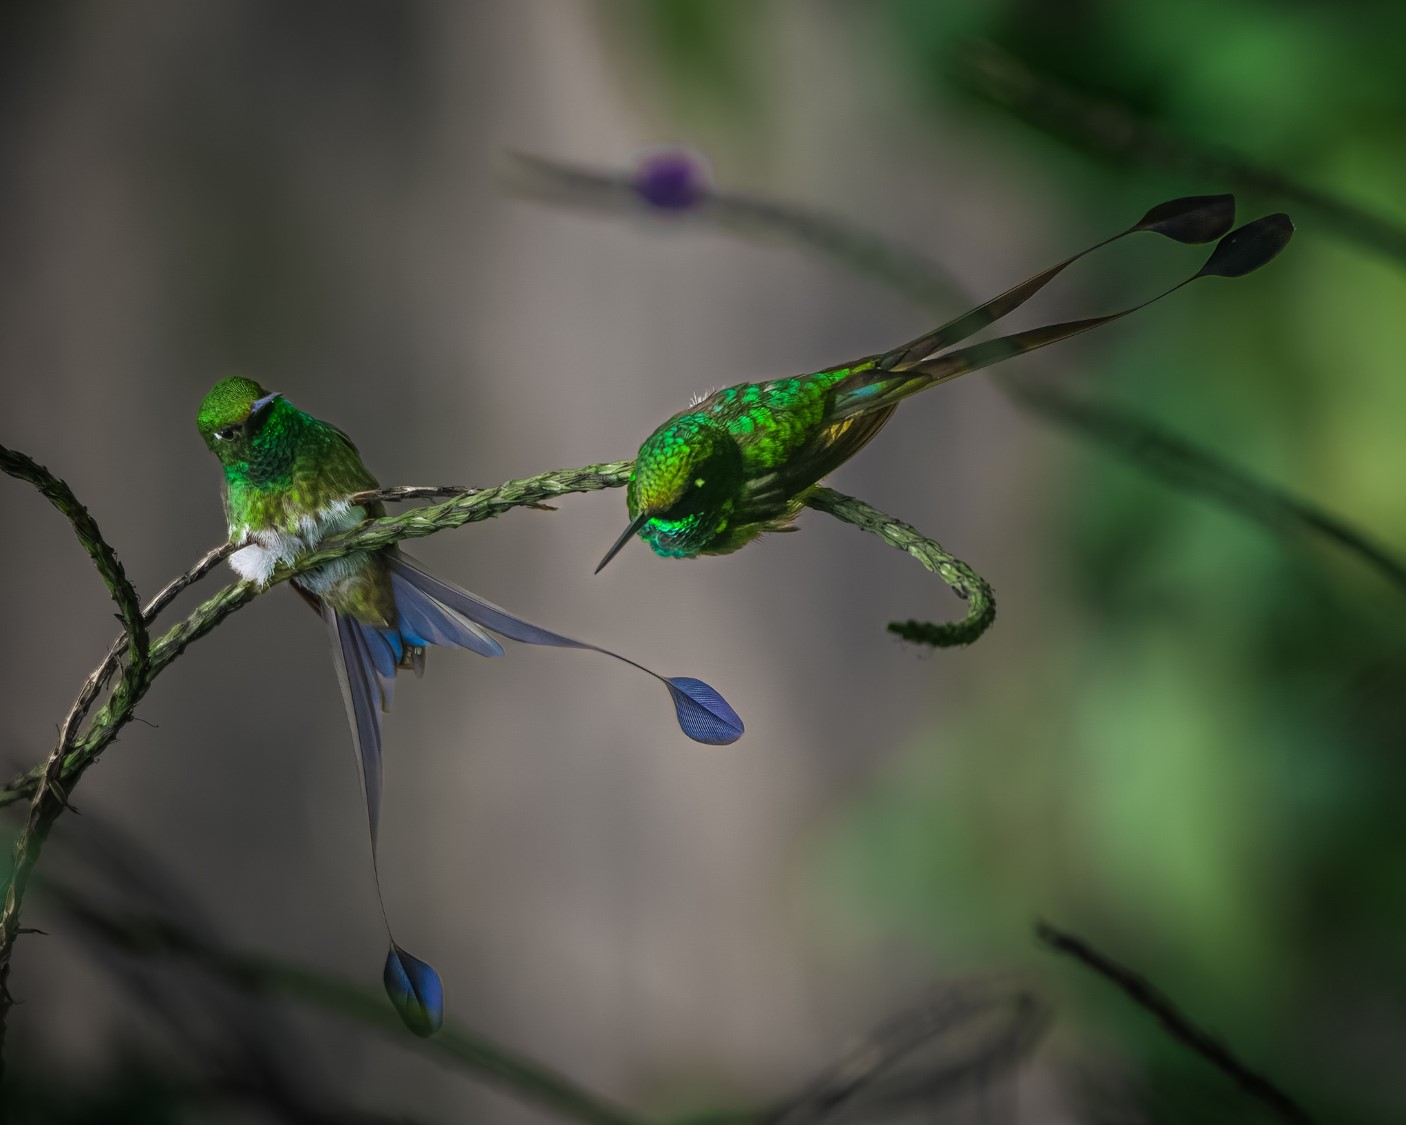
[626,363,890,557]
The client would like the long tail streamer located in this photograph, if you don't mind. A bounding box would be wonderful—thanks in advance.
[831,200,1293,418]
[321,556,744,1034]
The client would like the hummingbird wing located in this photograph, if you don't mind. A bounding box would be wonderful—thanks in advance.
[828,213,1293,422]
[387,555,744,744]
[738,403,898,515]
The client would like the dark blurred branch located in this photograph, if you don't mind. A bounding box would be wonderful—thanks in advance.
[1013,383,1406,597]
[1036,920,1318,1125]
[759,981,1047,1125]
[806,487,996,647]
[952,40,1406,266]
[55,870,1045,1125]
[506,152,968,311]
[50,887,646,1125]
[0,444,151,1075]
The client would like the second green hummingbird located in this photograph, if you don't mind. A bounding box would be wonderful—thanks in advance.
[596,195,1293,571]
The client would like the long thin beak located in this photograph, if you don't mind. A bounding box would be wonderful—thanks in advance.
[595,512,651,574]
[250,391,283,417]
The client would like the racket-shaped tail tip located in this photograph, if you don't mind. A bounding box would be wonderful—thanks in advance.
[384,944,444,1038]
[666,677,745,745]
[1136,193,1236,243]
[1201,213,1295,278]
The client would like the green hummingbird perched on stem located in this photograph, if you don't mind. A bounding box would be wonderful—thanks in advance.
[196,377,742,1036]
[595,196,1293,571]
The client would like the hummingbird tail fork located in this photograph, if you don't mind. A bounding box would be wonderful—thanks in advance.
[829,204,1293,421]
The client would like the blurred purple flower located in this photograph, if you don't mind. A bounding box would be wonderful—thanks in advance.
[630,148,711,211]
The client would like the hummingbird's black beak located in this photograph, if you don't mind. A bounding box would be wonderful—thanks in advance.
[250,391,283,417]
[595,512,650,575]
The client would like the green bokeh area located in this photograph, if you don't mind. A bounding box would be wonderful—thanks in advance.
[636,1,1406,1121]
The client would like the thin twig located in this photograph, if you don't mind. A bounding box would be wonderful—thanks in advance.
[1012,382,1406,597]
[1036,920,1318,1125]
[506,152,969,312]
[55,540,240,755]
[142,540,240,621]
[805,486,996,647]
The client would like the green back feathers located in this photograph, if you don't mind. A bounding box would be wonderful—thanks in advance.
[626,361,894,556]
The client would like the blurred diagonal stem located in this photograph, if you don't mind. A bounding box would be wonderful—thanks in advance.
[0,450,992,1080]
[952,40,1406,267]
[1037,920,1318,1125]
[51,886,647,1125]
[1013,384,1406,596]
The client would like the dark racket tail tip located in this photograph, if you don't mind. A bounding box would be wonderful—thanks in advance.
[1135,194,1235,243]
[1199,213,1294,278]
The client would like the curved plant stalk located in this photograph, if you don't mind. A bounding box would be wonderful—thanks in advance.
[1011,383,1406,597]
[804,487,996,647]
[0,445,151,1070]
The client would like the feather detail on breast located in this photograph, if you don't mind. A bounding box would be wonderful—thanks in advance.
[229,499,366,587]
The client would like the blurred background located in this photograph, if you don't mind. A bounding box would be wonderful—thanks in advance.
[3,2,1406,1122]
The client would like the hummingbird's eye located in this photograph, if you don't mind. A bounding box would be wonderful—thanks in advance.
[214,426,238,441]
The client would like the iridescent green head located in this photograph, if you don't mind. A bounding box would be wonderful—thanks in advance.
[597,415,744,570]
[196,377,283,467]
